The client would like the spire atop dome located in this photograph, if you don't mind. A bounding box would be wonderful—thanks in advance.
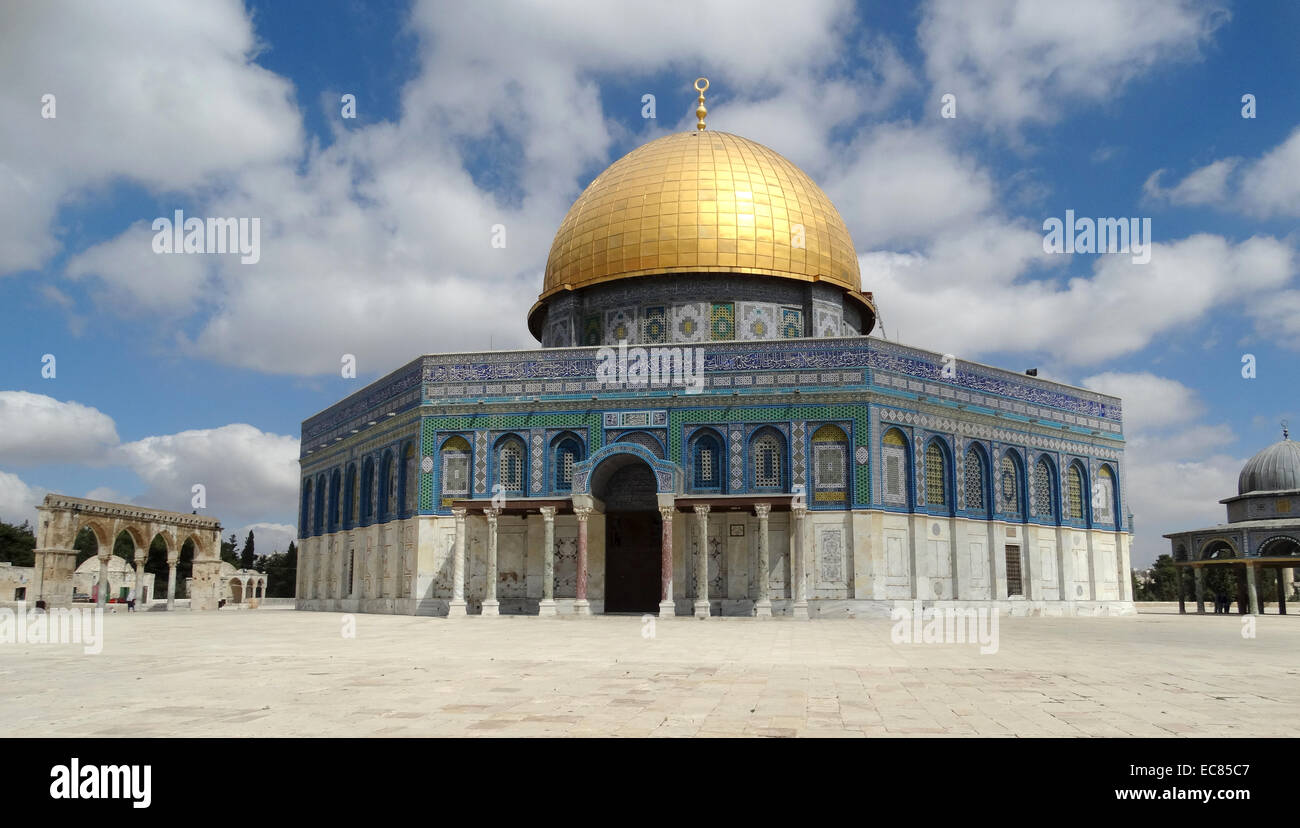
[1284,419,1290,440]
[694,77,709,130]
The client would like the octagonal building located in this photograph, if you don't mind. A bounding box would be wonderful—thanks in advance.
[296,85,1133,619]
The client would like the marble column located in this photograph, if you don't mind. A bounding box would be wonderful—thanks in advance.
[754,503,772,618]
[693,505,710,619]
[573,505,592,615]
[1246,561,1260,615]
[447,508,468,617]
[1194,567,1206,614]
[538,506,557,617]
[1177,566,1186,614]
[791,505,809,620]
[482,508,500,616]
[134,551,146,608]
[658,504,676,618]
[96,554,110,608]
[166,557,178,611]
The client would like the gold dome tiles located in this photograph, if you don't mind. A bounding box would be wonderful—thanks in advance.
[539,131,862,300]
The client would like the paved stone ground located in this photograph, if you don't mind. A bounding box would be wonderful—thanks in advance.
[1,607,1296,737]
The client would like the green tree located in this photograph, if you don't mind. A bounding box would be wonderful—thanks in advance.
[1144,554,1180,601]
[261,540,297,597]
[73,527,99,567]
[220,533,240,568]
[240,530,255,570]
[112,531,137,565]
[0,520,37,567]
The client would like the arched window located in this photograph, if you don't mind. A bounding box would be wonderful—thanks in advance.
[1033,457,1055,520]
[329,469,341,532]
[688,430,724,492]
[1095,465,1116,527]
[1066,463,1085,521]
[301,479,313,537]
[402,443,418,514]
[925,441,947,507]
[313,475,326,535]
[360,457,375,524]
[964,445,987,513]
[881,428,910,507]
[496,436,525,495]
[344,464,358,528]
[998,450,1024,520]
[616,431,664,458]
[751,429,785,490]
[378,451,396,520]
[441,436,471,501]
[811,424,848,505]
[552,433,583,492]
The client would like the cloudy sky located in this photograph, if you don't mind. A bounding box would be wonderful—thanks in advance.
[1,0,1296,564]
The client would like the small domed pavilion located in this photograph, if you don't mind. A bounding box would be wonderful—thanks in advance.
[1165,425,1300,614]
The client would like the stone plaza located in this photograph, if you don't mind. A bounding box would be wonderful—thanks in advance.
[0,607,1293,738]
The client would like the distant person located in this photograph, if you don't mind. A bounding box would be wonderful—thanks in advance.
[126,588,136,612]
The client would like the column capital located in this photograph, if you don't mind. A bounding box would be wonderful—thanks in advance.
[753,503,771,519]
[483,507,501,521]
[539,505,557,520]
[693,504,711,517]
[791,504,808,519]
[573,505,592,521]
[658,504,676,521]
[451,507,468,520]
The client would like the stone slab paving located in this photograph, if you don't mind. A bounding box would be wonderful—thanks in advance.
[0,608,1296,737]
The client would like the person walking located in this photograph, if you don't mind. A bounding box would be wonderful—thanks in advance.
[126,588,136,612]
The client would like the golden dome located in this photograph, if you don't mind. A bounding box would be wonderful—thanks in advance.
[530,130,872,335]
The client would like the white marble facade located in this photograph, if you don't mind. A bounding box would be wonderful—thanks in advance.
[295,507,1134,617]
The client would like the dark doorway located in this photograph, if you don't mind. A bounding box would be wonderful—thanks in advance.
[594,457,661,613]
[606,513,662,613]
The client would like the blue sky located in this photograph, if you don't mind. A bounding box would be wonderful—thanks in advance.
[1,0,1297,564]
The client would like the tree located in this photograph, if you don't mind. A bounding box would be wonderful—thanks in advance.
[240,530,255,570]
[261,540,297,597]
[112,531,136,565]
[220,533,240,568]
[73,527,99,567]
[0,520,36,567]
[1143,554,1180,601]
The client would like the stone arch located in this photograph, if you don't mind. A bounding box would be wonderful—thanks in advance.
[572,442,681,496]
[1199,537,1238,561]
[33,495,222,609]
[1257,535,1300,557]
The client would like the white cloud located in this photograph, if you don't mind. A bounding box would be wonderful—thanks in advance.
[1143,126,1300,218]
[1143,158,1239,206]
[0,391,119,465]
[865,233,1295,365]
[1081,371,1241,566]
[1081,371,1203,428]
[0,0,302,274]
[65,222,212,316]
[0,392,298,530]
[919,0,1228,133]
[232,522,298,557]
[115,424,300,530]
[0,471,47,527]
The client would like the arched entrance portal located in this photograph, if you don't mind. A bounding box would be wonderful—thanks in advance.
[592,455,661,613]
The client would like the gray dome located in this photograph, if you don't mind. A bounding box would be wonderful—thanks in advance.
[1238,438,1300,494]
